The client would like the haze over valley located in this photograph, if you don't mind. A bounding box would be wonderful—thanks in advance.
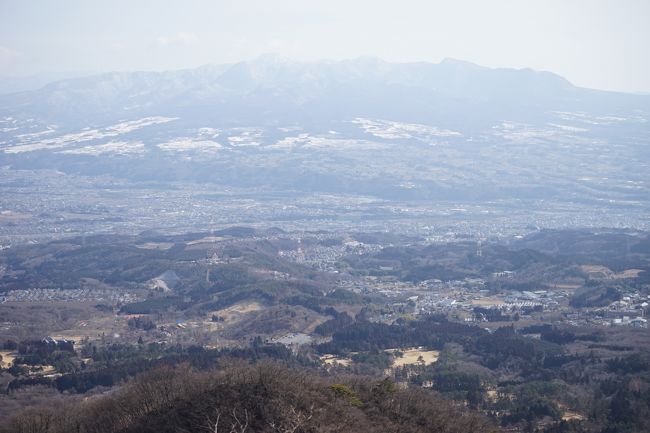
[1,56,649,243]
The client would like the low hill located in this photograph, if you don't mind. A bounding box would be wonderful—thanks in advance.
[3,362,494,433]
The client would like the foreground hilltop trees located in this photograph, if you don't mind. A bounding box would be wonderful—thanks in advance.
[4,362,494,433]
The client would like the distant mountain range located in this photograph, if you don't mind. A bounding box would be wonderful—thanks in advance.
[2,55,648,127]
[0,56,649,203]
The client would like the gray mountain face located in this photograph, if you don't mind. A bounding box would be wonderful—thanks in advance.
[0,56,648,203]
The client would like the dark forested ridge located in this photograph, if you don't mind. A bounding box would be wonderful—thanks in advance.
[3,362,494,433]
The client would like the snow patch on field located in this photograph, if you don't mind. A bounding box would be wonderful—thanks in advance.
[227,129,263,147]
[268,133,385,150]
[14,127,58,140]
[198,127,221,138]
[553,111,646,125]
[60,141,145,155]
[546,123,589,132]
[492,121,593,144]
[104,117,177,134]
[267,133,311,149]
[3,116,177,153]
[157,138,222,152]
[352,118,461,143]
[303,136,386,149]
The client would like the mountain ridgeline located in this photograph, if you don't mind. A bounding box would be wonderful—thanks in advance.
[1,56,649,202]
[1,56,648,126]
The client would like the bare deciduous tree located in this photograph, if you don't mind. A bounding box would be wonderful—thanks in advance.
[204,408,249,433]
[268,403,314,433]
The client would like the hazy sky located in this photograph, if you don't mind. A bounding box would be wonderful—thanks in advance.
[1,0,649,93]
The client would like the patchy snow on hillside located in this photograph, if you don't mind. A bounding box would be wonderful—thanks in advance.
[352,118,461,142]
[60,141,146,155]
[157,138,222,152]
[3,116,177,153]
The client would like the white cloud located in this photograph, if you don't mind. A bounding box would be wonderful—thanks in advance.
[154,32,199,47]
